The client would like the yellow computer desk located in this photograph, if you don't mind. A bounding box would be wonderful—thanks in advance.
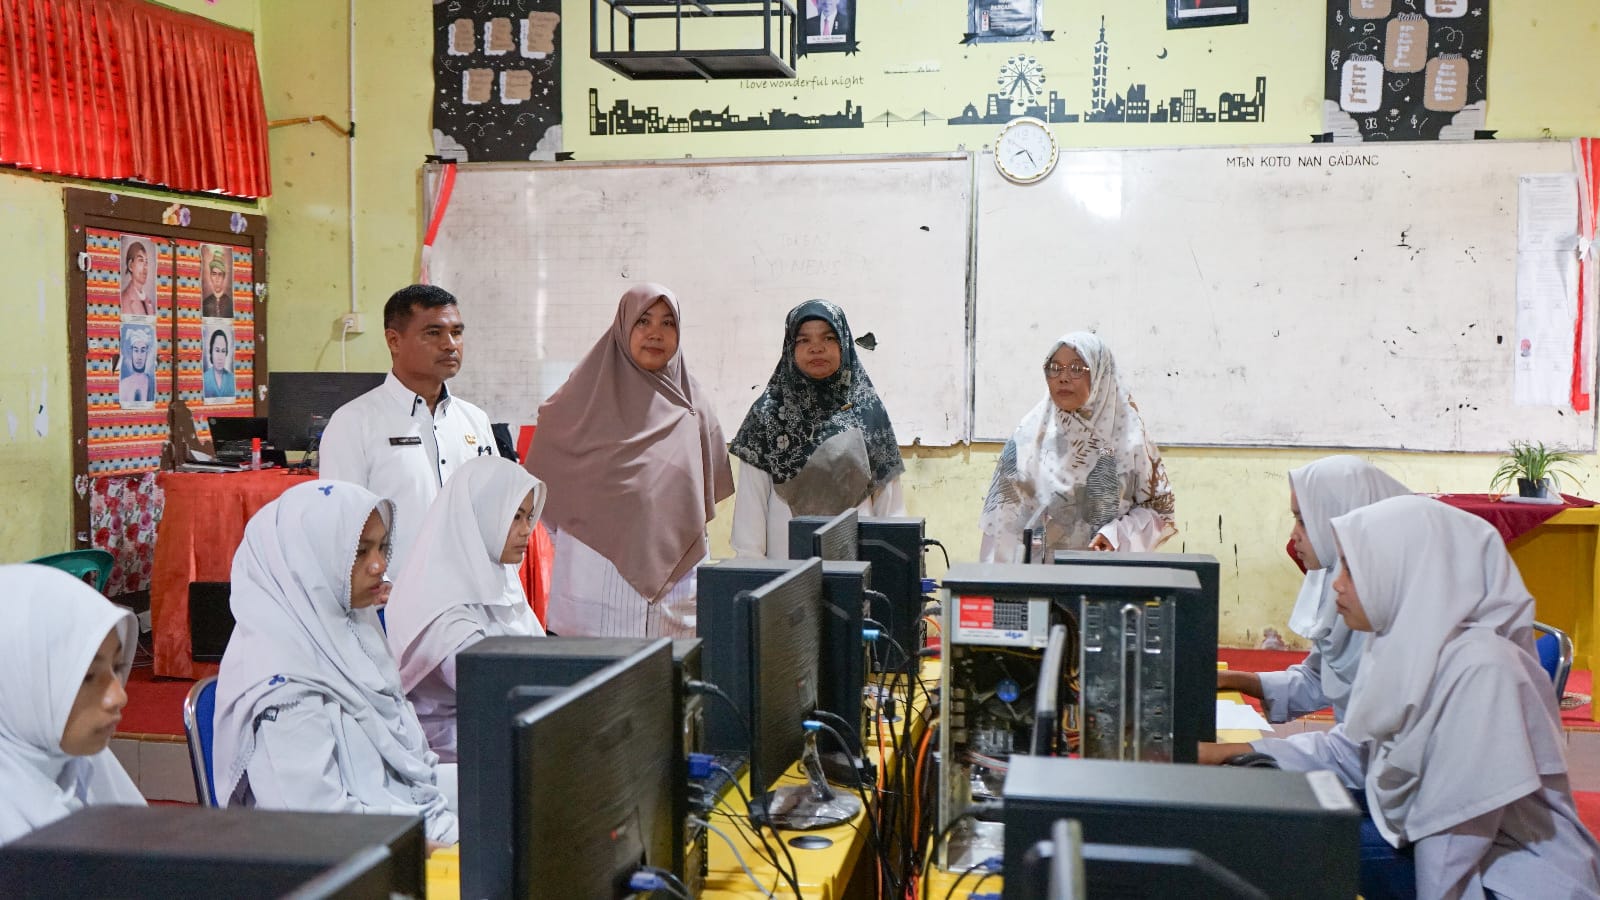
[917,691,1266,900]
[426,665,938,899]
[1504,506,1600,708]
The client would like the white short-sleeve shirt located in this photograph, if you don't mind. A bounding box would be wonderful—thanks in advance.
[317,372,496,571]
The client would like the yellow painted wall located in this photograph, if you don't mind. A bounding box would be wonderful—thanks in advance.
[0,0,260,563]
[7,2,1597,646]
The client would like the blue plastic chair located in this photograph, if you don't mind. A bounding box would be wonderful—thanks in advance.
[28,549,115,594]
[1533,620,1574,703]
[183,677,219,807]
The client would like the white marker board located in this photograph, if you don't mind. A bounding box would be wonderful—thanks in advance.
[972,141,1594,451]
[427,155,973,445]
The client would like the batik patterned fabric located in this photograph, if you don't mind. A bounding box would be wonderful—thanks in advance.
[979,331,1175,552]
[729,299,903,511]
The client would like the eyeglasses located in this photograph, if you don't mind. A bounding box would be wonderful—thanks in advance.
[1043,362,1090,380]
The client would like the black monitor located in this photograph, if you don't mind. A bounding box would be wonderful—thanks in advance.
[741,559,861,830]
[456,636,691,900]
[1052,551,1220,743]
[789,515,926,673]
[698,559,871,782]
[794,508,859,560]
[512,640,678,899]
[1001,756,1360,900]
[266,371,386,452]
[0,806,424,899]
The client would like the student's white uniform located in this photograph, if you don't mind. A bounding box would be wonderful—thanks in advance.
[386,457,547,761]
[318,372,495,571]
[1258,456,1411,726]
[1298,496,1600,898]
[0,566,145,846]
[730,466,906,559]
[214,482,458,845]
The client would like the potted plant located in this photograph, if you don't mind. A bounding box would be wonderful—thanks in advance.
[1490,440,1582,499]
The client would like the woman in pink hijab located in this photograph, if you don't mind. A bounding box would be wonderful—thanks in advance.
[526,283,734,638]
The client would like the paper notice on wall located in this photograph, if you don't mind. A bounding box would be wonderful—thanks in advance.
[1514,174,1582,407]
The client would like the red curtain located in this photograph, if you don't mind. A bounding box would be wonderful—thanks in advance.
[0,0,270,198]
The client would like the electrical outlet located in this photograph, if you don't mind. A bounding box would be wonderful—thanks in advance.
[336,312,365,334]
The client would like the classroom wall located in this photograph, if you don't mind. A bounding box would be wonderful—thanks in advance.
[0,0,260,562]
[251,0,1600,646]
[6,2,1595,644]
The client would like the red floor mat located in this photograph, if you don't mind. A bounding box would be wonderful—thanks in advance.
[119,666,192,737]
[1575,791,1600,838]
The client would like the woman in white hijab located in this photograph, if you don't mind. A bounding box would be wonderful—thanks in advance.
[1218,456,1410,726]
[214,480,458,845]
[386,456,547,761]
[979,332,1175,562]
[0,565,144,845]
[1329,496,1600,898]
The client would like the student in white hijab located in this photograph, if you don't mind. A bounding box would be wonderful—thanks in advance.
[1218,456,1410,725]
[1210,496,1600,899]
[214,480,458,845]
[978,332,1175,562]
[0,565,144,846]
[385,456,547,761]
[1331,496,1600,898]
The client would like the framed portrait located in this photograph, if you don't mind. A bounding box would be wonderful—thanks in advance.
[967,0,1048,44]
[800,0,857,54]
[200,244,235,319]
[1167,0,1248,29]
[117,322,158,411]
[201,321,236,404]
[117,234,158,319]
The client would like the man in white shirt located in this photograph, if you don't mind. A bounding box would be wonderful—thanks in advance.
[318,284,497,571]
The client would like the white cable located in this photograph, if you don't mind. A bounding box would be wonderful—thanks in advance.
[340,319,351,372]
[690,817,777,899]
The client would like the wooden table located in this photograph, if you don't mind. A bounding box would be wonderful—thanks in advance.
[1504,506,1600,703]
[149,469,315,678]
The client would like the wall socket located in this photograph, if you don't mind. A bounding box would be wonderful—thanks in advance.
[336,312,365,334]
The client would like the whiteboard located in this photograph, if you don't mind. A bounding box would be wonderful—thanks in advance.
[427,155,973,445]
[972,141,1595,452]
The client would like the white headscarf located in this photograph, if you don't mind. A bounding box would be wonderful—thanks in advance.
[979,332,1175,552]
[386,456,548,693]
[0,565,144,846]
[214,480,441,808]
[1283,456,1410,719]
[1332,495,1567,845]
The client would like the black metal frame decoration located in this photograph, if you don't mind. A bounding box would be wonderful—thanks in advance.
[964,0,1052,45]
[431,0,564,162]
[799,0,859,56]
[1167,0,1249,29]
[1322,0,1490,142]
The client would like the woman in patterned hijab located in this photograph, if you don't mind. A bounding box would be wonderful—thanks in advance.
[978,331,1175,561]
[729,300,905,558]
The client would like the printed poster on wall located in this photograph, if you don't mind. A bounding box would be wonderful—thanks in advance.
[176,239,254,422]
[432,0,562,162]
[1324,0,1489,142]
[90,228,172,473]
[800,0,858,55]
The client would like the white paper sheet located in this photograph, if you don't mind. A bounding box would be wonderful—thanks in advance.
[1514,174,1582,407]
[1216,699,1274,733]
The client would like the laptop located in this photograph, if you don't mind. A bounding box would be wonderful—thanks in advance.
[208,417,269,463]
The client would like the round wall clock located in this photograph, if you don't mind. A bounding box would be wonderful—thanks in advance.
[995,116,1059,185]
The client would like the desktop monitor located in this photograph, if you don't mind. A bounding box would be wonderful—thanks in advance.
[457,636,689,900]
[1000,756,1360,900]
[741,559,861,830]
[266,371,385,452]
[1052,551,1221,743]
[789,515,927,673]
[0,806,424,899]
[698,559,870,761]
[512,640,678,899]
[787,508,859,561]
